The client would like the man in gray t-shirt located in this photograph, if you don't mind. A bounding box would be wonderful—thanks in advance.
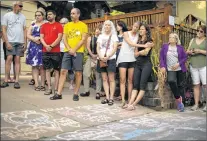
[1,1,27,89]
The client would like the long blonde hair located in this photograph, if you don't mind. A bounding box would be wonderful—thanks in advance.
[169,32,181,45]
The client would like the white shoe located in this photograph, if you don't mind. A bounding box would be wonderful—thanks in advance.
[202,106,206,112]
[191,105,199,111]
[69,84,74,90]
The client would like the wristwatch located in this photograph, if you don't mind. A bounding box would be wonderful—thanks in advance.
[49,45,53,48]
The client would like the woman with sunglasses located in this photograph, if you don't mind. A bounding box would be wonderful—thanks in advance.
[26,11,45,91]
[186,25,206,112]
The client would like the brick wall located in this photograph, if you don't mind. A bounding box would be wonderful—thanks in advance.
[139,82,177,110]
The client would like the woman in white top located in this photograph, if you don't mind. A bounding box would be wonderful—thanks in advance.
[97,20,118,106]
[117,22,154,108]
[116,22,139,107]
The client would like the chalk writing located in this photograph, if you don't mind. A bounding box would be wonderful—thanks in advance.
[54,129,120,140]
[1,110,81,140]
[123,128,156,140]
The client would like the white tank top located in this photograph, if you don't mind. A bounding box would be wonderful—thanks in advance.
[116,31,139,65]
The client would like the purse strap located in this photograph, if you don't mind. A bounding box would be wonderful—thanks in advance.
[104,35,112,57]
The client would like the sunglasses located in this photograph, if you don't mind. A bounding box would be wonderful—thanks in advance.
[35,15,42,17]
[197,30,204,33]
[18,5,23,8]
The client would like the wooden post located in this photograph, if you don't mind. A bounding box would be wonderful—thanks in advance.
[189,14,192,26]
[104,12,108,21]
[163,3,173,26]
[163,3,173,42]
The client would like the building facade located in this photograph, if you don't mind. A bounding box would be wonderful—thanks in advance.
[1,1,38,74]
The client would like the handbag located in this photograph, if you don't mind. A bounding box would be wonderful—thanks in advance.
[99,35,112,68]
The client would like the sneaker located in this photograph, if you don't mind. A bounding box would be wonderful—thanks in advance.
[191,105,199,111]
[50,94,62,100]
[73,94,79,101]
[69,84,74,90]
[14,82,20,89]
[80,91,90,97]
[44,89,52,95]
[177,103,185,112]
[1,82,9,88]
[202,106,206,112]
[176,96,184,112]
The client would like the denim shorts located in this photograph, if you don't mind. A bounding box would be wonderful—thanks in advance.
[6,42,24,57]
[97,59,116,73]
[61,52,83,71]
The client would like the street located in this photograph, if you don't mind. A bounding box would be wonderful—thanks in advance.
[1,77,206,140]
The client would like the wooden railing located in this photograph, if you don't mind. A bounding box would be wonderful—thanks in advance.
[82,4,173,33]
[173,24,197,48]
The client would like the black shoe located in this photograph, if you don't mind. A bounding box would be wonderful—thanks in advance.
[29,79,35,85]
[101,98,109,104]
[14,82,20,89]
[1,82,9,88]
[80,91,90,97]
[73,94,79,101]
[50,94,62,100]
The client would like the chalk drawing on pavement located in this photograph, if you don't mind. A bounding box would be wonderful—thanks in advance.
[1,110,81,140]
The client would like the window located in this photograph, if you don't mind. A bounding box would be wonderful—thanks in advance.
[96,9,101,18]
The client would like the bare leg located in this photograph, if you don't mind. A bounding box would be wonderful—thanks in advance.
[119,68,127,103]
[74,71,82,95]
[54,70,60,90]
[40,66,45,87]
[128,90,138,105]
[132,90,145,106]
[57,69,67,95]
[5,55,13,82]
[108,72,115,100]
[102,73,110,99]
[193,84,200,106]
[14,56,20,82]
[46,69,52,90]
[127,68,134,102]
[33,66,39,87]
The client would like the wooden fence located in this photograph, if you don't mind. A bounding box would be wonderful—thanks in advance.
[173,24,197,48]
[82,4,173,44]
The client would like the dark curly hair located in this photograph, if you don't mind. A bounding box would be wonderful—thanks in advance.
[138,22,153,43]
[117,21,128,32]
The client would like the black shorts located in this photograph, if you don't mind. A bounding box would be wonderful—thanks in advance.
[118,62,135,69]
[97,59,116,73]
[42,52,61,70]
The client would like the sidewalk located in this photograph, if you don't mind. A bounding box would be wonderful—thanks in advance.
[1,77,206,140]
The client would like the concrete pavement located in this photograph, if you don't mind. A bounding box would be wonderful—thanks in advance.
[1,77,206,140]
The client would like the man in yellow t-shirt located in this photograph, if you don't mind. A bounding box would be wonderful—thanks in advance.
[50,8,88,101]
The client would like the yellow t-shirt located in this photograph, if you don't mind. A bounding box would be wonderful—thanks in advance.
[63,21,88,53]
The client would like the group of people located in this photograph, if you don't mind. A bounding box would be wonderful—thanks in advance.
[1,1,206,112]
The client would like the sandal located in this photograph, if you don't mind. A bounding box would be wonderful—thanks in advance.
[96,93,101,99]
[114,96,122,101]
[40,86,46,91]
[29,79,35,85]
[44,89,52,95]
[8,79,15,83]
[101,98,109,104]
[100,93,106,97]
[126,105,136,111]
[45,80,48,86]
[108,99,114,106]
[121,102,128,109]
[34,86,41,91]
